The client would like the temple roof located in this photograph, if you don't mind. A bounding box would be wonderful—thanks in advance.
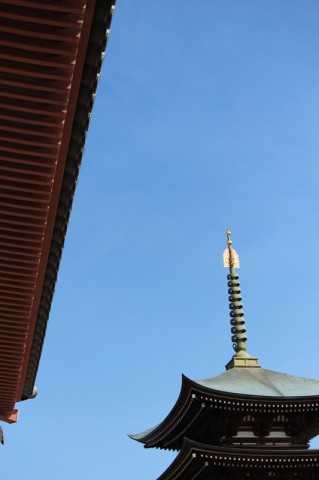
[132,232,319,478]
[196,367,319,397]
[0,0,116,423]
[131,368,319,448]
[157,439,319,480]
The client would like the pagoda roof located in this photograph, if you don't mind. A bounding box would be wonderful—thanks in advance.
[132,235,319,476]
[157,439,319,480]
[131,368,319,449]
[196,367,319,397]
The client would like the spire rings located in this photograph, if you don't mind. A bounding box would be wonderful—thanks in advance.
[228,272,248,354]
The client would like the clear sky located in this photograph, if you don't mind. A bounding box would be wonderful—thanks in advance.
[2,1,319,479]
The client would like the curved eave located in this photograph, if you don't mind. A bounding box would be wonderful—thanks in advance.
[188,378,319,404]
[129,375,196,448]
[131,373,319,450]
[158,439,319,480]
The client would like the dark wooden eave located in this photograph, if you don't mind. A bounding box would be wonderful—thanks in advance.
[130,374,319,451]
[0,0,116,422]
[157,439,319,480]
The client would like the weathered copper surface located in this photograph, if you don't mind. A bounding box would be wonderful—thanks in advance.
[196,367,319,397]
[131,371,319,451]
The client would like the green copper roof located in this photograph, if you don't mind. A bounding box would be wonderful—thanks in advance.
[196,367,319,397]
[130,367,319,445]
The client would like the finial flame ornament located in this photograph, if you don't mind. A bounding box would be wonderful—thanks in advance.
[223,230,240,268]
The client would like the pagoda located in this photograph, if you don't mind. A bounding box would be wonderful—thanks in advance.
[130,231,319,479]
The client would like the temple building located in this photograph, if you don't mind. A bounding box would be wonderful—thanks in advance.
[131,231,319,479]
[0,0,116,428]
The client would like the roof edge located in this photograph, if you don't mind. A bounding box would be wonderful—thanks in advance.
[21,0,116,400]
[129,374,194,445]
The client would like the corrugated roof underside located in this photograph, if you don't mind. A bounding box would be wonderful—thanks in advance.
[0,0,87,418]
[21,0,116,400]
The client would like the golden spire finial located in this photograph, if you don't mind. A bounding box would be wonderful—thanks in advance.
[223,229,239,269]
[226,229,232,246]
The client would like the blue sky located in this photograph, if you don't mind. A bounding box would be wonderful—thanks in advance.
[3,1,319,479]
